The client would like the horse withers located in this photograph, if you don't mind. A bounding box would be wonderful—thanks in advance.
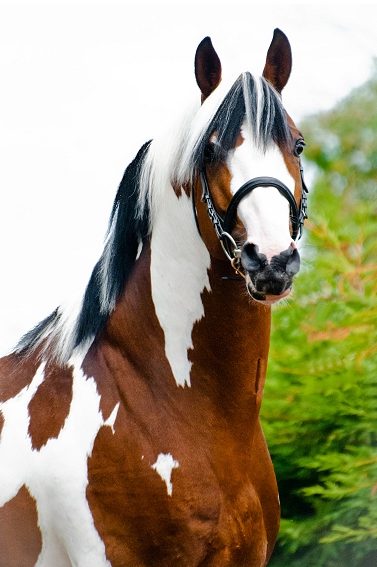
[0,29,307,567]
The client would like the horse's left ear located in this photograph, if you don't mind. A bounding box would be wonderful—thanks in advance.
[195,37,222,102]
[262,28,292,93]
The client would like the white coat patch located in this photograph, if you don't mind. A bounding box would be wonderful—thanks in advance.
[0,359,112,567]
[151,453,180,497]
[0,362,46,507]
[104,401,120,434]
[150,187,211,387]
[227,125,295,260]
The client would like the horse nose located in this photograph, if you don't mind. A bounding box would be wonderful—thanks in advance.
[240,243,301,296]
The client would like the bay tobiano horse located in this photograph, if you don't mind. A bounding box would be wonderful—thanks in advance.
[0,29,308,567]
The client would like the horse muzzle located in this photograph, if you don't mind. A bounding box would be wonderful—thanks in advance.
[241,242,301,304]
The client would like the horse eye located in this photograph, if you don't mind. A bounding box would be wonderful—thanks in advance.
[294,139,305,157]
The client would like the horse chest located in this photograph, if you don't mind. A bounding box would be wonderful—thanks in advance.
[85,404,269,567]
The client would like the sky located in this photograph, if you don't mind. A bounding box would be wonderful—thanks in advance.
[0,0,376,353]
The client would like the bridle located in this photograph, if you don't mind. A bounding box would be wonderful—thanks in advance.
[193,159,308,277]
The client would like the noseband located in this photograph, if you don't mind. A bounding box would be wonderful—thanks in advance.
[194,161,308,271]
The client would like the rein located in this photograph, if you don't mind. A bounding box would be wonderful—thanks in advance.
[193,160,308,277]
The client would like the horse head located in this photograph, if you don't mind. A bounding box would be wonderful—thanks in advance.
[192,30,307,305]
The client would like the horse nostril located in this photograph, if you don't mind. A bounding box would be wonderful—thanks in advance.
[241,243,267,273]
[269,245,301,277]
[286,248,300,276]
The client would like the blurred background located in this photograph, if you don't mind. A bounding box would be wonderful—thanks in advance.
[0,1,376,565]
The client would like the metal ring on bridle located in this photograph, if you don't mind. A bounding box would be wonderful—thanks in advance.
[219,231,241,262]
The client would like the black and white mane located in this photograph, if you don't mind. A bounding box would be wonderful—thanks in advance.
[16,72,290,363]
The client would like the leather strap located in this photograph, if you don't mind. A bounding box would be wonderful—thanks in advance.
[223,176,300,240]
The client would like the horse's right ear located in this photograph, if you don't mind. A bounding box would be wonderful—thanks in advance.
[195,37,222,102]
[262,28,292,93]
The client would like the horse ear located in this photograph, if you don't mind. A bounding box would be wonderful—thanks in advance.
[195,37,222,101]
[262,28,292,93]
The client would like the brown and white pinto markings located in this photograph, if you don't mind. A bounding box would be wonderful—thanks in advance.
[0,30,307,566]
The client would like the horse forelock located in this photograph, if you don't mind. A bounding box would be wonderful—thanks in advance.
[164,74,287,183]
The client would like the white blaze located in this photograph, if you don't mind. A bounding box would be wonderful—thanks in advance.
[151,453,180,497]
[227,126,295,260]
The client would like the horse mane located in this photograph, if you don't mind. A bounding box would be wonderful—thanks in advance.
[16,141,151,362]
[15,72,289,363]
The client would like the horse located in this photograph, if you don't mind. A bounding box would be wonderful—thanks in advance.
[0,29,308,567]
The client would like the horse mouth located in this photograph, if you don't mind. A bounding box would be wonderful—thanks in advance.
[248,287,291,305]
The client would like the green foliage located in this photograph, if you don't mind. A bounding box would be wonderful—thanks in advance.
[262,66,377,566]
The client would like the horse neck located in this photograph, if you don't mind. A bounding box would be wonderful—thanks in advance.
[101,186,271,415]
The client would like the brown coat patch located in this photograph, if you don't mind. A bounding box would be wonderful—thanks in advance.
[28,363,73,450]
[0,353,40,403]
[0,486,42,567]
[83,343,120,423]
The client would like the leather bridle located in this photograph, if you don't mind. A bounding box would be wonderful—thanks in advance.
[193,159,308,274]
